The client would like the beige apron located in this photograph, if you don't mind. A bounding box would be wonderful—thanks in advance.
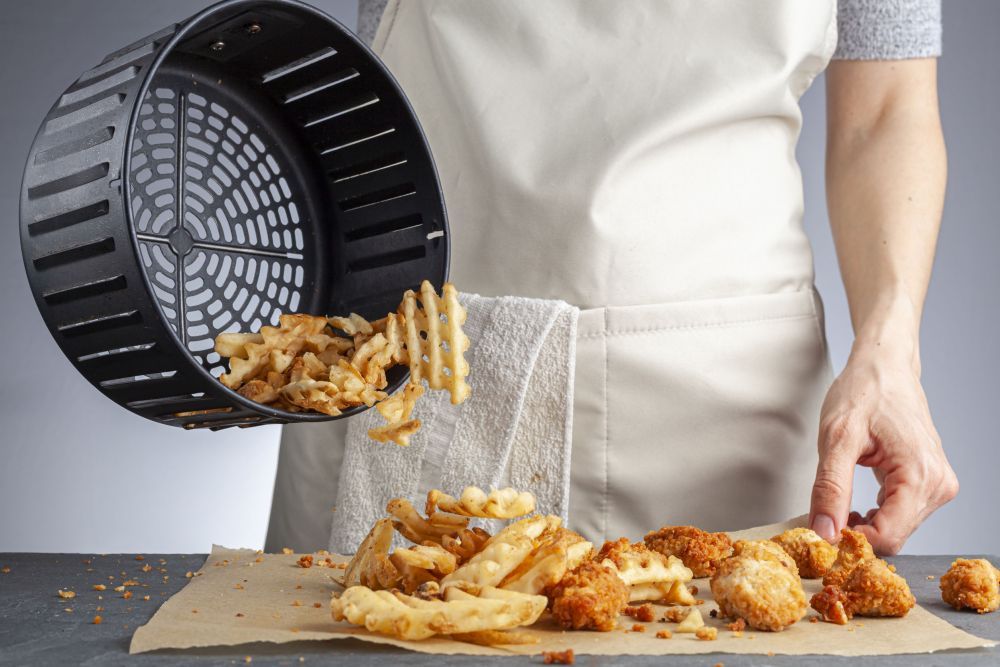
[268,0,837,549]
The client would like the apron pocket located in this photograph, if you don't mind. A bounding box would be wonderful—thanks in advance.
[570,290,832,542]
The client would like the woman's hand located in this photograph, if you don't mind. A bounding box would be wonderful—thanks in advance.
[820,58,952,555]
[808,321,958,555]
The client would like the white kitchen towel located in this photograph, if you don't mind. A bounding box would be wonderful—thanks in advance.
[329,294,578,554]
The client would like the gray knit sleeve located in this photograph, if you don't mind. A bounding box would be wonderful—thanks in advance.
[834,0,942,60]
[357,0,388,47]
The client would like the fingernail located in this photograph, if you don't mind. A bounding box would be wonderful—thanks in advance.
[812,514,836,541]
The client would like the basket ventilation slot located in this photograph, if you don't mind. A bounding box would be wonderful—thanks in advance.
[29,200,109,236]
[130,86,307,376]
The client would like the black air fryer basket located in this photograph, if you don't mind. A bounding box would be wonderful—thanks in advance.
[20,0,448,430]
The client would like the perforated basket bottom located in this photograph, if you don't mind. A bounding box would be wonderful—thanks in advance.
[128,58,326,380]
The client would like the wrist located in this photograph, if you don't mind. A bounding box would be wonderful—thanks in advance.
[850,292,922,375]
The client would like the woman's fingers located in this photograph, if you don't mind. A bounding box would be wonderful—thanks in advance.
[852,480,924,556]
[809,417,863,542]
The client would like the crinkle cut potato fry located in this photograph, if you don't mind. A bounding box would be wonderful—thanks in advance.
[400,281,471,404]
[212,281,470,445]
[337,518,398,590]
[426,486,536,519]
[386,498,469,545]
[331,585,546,641]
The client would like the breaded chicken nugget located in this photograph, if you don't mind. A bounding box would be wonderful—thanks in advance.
[710,553,807,631]
[770,528,837,579]
[548,561,628,631]
[732,539,799,577]
[822,528,875,588]
[644,526,733,577]
[840,558,915,618]
[940,558,1000,614]
[812,558,914,621]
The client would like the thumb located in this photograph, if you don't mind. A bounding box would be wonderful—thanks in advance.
[809,421,861,542]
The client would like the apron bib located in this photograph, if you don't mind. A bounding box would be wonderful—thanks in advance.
[271,0,838,548]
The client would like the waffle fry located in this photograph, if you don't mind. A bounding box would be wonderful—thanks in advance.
[500,528,592,596]
[441,527,492,564]
[386,498,469,545]
[215,282,470,447]
[389,544,458,594]
[368,382,424,447]
[337,518,399,590]
[597,538,695,604]
[440,515,559,590]
[328,313,373,336]
[426,486,536,519]
[400,281,471,405]
[331,585,546,641]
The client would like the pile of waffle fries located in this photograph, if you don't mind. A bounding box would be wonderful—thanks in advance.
[213,280,470,445]
[330,486,696,644]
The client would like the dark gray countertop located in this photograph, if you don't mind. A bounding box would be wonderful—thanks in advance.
[0,553,997,666]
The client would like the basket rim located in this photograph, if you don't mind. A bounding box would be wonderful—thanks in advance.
[121,0,450,422]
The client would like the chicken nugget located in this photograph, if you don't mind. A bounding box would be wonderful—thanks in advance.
[940,558,1000,614]
[548,561,628,632]
[771,528,837,579]
[822,528,875,588]
[644,526,733,577]
[732,540,799,577]
[710,554,807,632]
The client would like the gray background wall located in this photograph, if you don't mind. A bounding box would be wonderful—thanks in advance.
[0,1,996,555]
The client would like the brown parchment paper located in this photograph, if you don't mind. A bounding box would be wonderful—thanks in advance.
[130,517,996,657]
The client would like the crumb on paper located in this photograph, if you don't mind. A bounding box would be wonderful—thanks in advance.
[297,555,314,568]
[313,602,322,608]
[689,585,698,595]
[92,615,102,625]
[810,616,819,623]
[292,600,302,607]
[542,648,574,665]
[185,572,194,578]
[631,624,646,633]
[661,607,688,623]
[295,584,303,590]
[192,609,199,614]
[695,627,718,641]
[236,612,245,618]
[927,575,935,580]
[656,629,672,639]
[624,603,655,622]
[235,583,245,590]
[727,618,746,632]
[282,548,294,555]
[709,609,718,618]
[57,590,76,599]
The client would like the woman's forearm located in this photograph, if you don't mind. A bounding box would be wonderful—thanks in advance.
[825,59,946,373]
[810,59,956,554]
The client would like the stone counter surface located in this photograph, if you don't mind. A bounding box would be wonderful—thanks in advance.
[0,553,997,666]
